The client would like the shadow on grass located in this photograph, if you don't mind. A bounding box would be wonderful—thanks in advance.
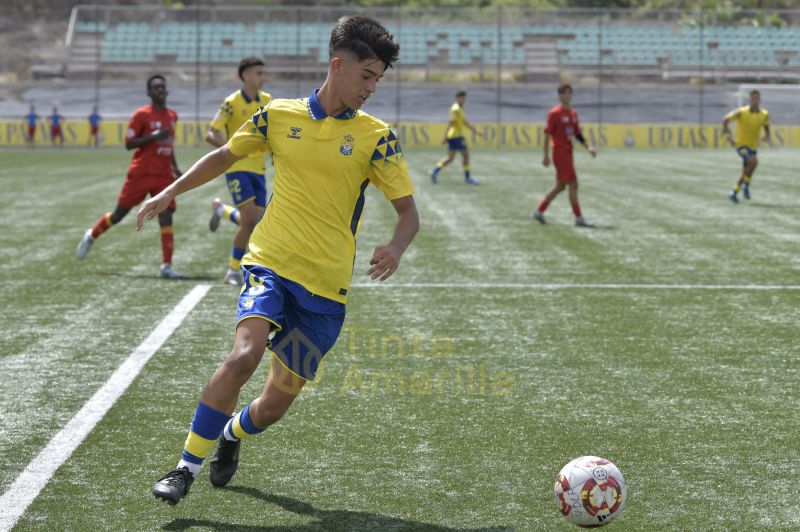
[744,202,798,209]
[162,487,513,531]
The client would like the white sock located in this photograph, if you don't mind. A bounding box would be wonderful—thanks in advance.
[176,459,201,477]
[215,205,225,217]
[222,416,240,442]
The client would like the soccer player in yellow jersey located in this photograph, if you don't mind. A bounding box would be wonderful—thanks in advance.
[138,16,418,505]
[723,89,770,203]
[206,57,272,285]
[430,90,481,185]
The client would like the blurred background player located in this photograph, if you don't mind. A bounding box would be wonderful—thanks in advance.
[48,107,64,147]
[75,74,183,279]
[87,105,102,147]
[430,90,481,185]
[206,56,272,286]
[723,89,770,203]
[533,84,596,227]
[24,104,39,148]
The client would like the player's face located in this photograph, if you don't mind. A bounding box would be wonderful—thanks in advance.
[456,95,466,106]
[559,89,573,106]
[148,79,168,105]
[749,92,760,107]
[336,54,384,110]
[242,65,267,90]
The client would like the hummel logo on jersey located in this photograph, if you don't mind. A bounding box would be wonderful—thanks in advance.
[287,126,302,140]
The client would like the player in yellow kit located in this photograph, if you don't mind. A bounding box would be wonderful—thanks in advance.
[139,16,418,506]
[723,90,770,203]
[206,57,272,285]
[430,90,481,185]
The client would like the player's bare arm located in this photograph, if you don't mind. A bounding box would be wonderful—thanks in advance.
[542,132,551,167]
[205,125,227,148]
[443,121,455,144]
[126,128,169,151]
[136,146,242,230]
[466,120,482,137]
[762,124,771,145]
[576,133,596,158]
[368,195,419,281]
[722,115,734,145]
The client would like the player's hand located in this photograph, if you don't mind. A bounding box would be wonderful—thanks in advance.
[152,129,169,141]
[136,189,174,231]
[441,139,448,145]
[588,146,597,158]
[726,134,734,145]
[542,155,550,167]
[367,244,402,281]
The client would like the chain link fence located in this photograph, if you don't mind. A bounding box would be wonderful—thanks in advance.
[5,4,799,148]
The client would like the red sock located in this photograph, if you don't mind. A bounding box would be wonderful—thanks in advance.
[537,200,550,213]
[91,212,113,239]
[160,226,174,264]
[571,202,582,218]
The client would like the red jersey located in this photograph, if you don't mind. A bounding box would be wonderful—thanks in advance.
[545,104,582,152]
[126,104,177,177]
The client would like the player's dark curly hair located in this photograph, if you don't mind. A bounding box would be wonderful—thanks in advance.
[146,74,166,90]
[329,16,400,70]
[238,56,265,81]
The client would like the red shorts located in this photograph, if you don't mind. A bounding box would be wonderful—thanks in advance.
[90,126,99,135]
[27,125,36,138]
[118,173,176,210]
[51,126,63,138]
[553,149,577,183]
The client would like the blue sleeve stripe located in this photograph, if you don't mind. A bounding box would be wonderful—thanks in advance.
[349,179,370,235]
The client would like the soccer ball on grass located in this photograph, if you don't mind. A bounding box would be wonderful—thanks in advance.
[553,456,627,527]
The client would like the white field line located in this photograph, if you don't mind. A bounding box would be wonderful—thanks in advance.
[0,284,211,532]
[205,282,800,292]
[347,282,800,291]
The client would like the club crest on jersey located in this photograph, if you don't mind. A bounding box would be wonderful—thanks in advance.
[340,134,354,156]
[287,126,302,140]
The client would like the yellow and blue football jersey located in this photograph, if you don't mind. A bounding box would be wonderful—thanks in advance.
[227,89,414,303]
[446,103,466,139]
[725,105,769,151]
[210,89,272,174]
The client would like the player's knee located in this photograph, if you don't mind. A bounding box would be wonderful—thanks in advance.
[238,212,259,231]
[222,344,263,380]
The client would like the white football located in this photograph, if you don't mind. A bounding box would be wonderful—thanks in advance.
[553,456,627,527]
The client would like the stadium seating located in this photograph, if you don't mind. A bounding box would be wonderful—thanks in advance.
[74,20,800,70]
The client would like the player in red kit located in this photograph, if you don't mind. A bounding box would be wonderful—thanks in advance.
[533,84,596,227]
[76,75,184,278]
